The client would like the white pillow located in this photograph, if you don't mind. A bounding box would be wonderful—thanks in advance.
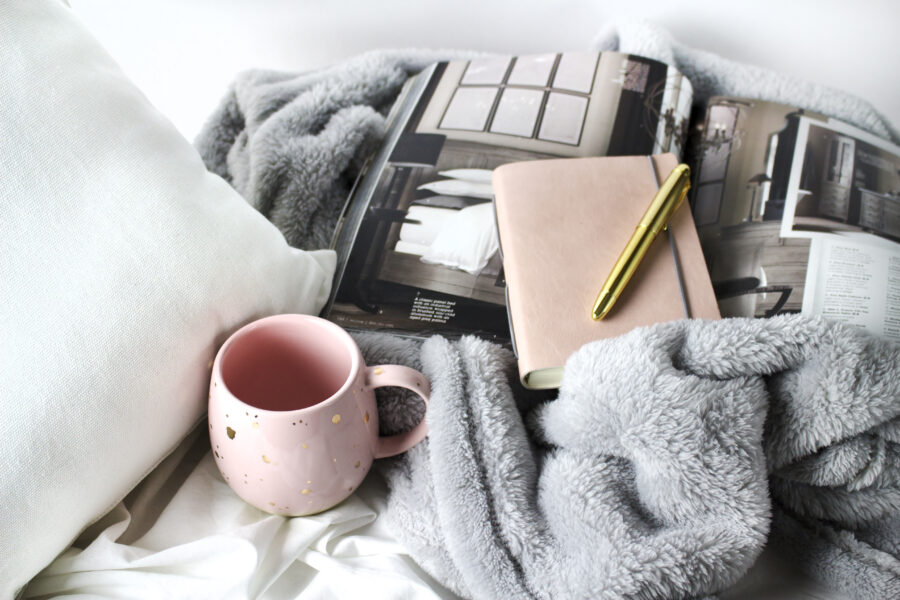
[398,205,456,246]
[437,168,494,183]
[0,1,335,596]
[417,179,495,199]
[394,240,432,256]
[420,203,500,274]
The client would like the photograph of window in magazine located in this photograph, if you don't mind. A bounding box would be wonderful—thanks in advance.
[324,52,692,340]
[690,97,899,342]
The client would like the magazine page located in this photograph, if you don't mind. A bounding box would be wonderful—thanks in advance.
[690,97,900,342]
[325,51,692,340]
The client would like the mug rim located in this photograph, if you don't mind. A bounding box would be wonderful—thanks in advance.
[213,313,361,416]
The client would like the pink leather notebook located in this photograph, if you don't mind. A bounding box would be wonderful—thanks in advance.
[493,154,720,389]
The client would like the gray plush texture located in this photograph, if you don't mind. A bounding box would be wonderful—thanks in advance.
[355,317,900,600]
[195,23,900,600]
[195,50,474,249]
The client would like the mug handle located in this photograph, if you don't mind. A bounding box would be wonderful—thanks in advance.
[365,365,430,459]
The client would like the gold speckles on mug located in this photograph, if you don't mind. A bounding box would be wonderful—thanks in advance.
[251,422,259,430]
[333,458,337,463]
[374,367,384,375]
[332,414,341,424]
[262,454,271,464]
[307,480,312,484]
[226,426,236,440]
[363,412,370,424]
[301,488,311,495]
[269,502,275,507]
[354,461,360,468]
[207,359,213,369]
[302,443,308,449]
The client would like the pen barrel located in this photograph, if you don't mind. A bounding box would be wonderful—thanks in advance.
[642,164,691,233]
[591,224,655,319]
[591,163,691,320]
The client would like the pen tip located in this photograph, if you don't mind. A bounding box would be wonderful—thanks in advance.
[592,290,613,320]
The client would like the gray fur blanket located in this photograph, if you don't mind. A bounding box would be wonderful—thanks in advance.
[196,23,900,599]
[355,317,899,600]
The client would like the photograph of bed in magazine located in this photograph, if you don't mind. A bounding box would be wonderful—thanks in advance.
[326,51,692,339]
[691,97,900,342]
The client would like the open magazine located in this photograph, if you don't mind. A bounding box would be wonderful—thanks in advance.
[324,52,692,340]
[692,97,900,342]
[323,52,900,344]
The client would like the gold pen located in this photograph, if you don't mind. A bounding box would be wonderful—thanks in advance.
[591,163,692,320]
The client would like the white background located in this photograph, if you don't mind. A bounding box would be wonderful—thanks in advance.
[70,0,900,141]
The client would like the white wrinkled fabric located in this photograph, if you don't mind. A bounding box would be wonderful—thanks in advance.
[24,429,456,600]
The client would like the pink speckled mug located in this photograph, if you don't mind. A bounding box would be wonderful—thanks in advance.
[208,314,429,516]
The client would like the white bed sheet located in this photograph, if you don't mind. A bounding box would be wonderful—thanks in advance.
[23,428,458,600]
[22,421,850,600]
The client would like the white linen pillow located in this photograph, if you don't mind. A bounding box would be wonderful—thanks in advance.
[437,168,494,183]
[417,179,495,199]
[420,202,500,274]
[398,205,457,246]
[394,241,432,256]
[0,1,335,596]
[409,195,473,210]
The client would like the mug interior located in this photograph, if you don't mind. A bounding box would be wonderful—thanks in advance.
[220,318,353,411]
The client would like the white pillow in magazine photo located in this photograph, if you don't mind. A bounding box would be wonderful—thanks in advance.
[420,202,500,275]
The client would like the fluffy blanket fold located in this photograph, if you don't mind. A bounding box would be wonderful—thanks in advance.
[355,317,899,600]
[195,22,900,599]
